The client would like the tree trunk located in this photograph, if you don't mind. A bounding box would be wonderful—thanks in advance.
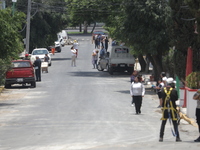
[79,24,82,32]
[83,21,87,34]
[138,54,146,72]
[152,54,163,81]
[91,22,96,34]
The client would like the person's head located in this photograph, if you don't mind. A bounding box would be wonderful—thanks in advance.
[161,72,166,77]
[71,46,74,49]
[134,76,142,83]
[166,77,175,88]
[101,46,104,49]
[132,71,138,76]
[25,54,29,57]
[95,50,99,53]
[74,40,77,43]
[45,54,48,56]
[36,56,39,59]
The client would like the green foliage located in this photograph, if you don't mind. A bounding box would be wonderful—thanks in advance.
[186,72,200,89]
[0,59,12,86]
[0,9,25,60]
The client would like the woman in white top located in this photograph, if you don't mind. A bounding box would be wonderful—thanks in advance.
[71,46,77,67]
[130,76,145,114]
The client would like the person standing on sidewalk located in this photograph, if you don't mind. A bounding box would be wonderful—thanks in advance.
[71,46,77,67]
[193,88,200,142]
[130,76,145,114]
[154,79,164,108]
[159,78,182,142]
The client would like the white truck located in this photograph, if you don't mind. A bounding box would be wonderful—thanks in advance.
[97,46,135,75]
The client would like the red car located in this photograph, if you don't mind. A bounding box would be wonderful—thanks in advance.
[5,60,36,88]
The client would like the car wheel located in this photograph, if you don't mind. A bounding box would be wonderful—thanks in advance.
[108,67,113,75]
[106,64,110,72]
[31,81,36,88]
[97,63,104,71]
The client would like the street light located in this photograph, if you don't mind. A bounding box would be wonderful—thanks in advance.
[12,0,17,16]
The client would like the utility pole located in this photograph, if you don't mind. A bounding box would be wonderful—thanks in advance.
[25,0,31,54]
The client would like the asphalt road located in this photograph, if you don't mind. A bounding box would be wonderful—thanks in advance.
[0,35,199,150]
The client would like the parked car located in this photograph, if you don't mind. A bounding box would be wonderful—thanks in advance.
[97,46,135,75]
[5,60,36,88]
[30,48,52,66]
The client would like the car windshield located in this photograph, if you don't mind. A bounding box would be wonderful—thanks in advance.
[12,61,31,68]
[32,50,48,55]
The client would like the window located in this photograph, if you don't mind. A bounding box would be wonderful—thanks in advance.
[12,61,31,68]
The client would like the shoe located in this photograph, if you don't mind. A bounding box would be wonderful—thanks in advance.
[176,138,182,142]
[194,137,200,142]
[159,137,163,142]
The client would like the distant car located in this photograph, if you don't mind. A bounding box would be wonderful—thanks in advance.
[5,60,36,88]
[30,48,52,66]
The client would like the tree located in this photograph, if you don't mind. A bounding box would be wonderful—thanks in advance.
[0,9,25,85]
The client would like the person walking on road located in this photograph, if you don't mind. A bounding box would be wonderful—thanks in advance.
[71,46,77,67]
[92,49,99,69]
[193,87,200,142]
[130,76,145,114]
[159,78,182,142]
[130,71,138,106]
[104,37,109,52]
[154,79,164,108]
[73,40,79,58]
[33,56,42,81]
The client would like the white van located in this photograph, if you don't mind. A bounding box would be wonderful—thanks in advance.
[57,30,68,46]
[97,46,135,75]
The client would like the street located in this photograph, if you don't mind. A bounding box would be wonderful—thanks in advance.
[0,35,199,150]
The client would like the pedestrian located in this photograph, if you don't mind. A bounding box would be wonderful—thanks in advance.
[130,76,145,114]
[92,50,99,69]
[161,72,167,86]
[33,56,42,81]
[97,34,101,48]
[23,54,29,60]
[73,40,79,58]
[130,71,138,83]
[99,46,106,59]
[95,37,99,49]
[159,78,182,142]
[154,79,164,108]
[44,54,49,62]
[104,37,109,52]
[130,71,138,106]
[71,46,77,67]
[193,85,200,142]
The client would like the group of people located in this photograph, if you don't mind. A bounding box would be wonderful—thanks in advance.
[93,34,109,51]
[130,71,200,142]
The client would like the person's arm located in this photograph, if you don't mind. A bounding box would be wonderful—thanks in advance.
[141,84,145,96]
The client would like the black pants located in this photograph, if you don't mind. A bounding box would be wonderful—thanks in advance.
[196,108,200,133]
[160,120,180,138]
[35,68,41,81]
[134,96,142,114]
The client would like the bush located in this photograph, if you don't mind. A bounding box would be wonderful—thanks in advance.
[0,59,11,86]
[186,72,200,89]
